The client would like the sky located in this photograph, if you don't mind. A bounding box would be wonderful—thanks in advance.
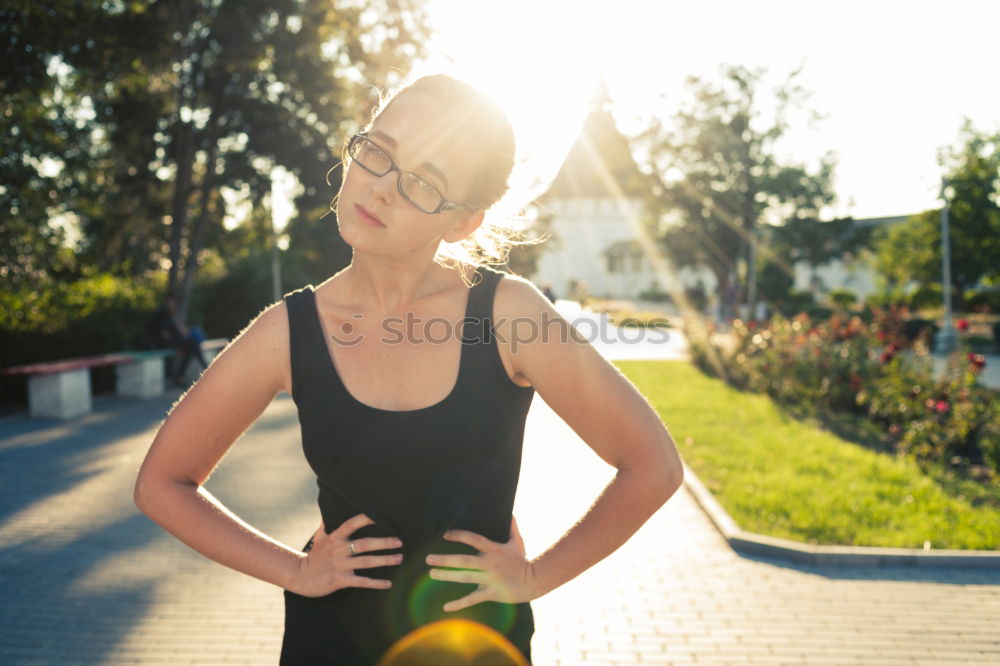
[422,0,1000,220]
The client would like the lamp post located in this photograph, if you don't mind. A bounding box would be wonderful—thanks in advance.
[935,176,956,354]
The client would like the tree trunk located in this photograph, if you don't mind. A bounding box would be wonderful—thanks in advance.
[166,121,194,301]
[178,137,218,325]
[165,0,196,302]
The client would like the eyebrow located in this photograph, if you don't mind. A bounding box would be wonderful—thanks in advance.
[368,129,449,191]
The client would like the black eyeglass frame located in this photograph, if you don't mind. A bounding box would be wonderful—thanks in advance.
[346,133,475,215]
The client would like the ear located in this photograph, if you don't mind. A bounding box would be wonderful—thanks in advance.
[441,209,485,244]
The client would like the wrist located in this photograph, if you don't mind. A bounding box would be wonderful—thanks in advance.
[526,559,548,600]
[284,553,309,594]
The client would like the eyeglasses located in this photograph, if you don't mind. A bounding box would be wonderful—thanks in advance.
[346,133,473,215]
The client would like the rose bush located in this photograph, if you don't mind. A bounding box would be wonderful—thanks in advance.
[687,308,1000,477]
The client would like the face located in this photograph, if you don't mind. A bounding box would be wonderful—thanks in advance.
[336,93,483,258]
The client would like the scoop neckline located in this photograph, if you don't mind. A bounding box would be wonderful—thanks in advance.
[307,277,480,416]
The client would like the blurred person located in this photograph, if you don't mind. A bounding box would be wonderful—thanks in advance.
[143,294,209,387]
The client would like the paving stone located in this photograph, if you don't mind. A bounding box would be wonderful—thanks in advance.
[2,333,999,664]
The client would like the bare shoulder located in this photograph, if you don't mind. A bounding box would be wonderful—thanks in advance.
[219,298,292,395]
[493,272,553,319]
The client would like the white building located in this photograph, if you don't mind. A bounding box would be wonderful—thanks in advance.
[531,84,714,303]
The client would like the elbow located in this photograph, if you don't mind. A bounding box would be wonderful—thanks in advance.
[132,469,175,517]
[652,445,685,506]
[666,458,684,498]
[133,472,152,515]
[622,447,684,508]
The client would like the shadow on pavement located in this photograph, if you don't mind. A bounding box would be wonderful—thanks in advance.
[0,512,159,663]
[0,394,179,527]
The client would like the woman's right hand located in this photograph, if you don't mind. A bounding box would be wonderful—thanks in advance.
[290,514,404,598]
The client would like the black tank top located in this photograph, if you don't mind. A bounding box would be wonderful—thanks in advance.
[279,266,536,665]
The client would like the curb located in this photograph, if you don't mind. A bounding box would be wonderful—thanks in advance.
[682,461,1000,568]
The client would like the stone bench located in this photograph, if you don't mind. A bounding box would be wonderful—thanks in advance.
[1,338,230,420]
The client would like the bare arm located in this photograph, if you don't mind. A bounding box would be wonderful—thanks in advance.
[497,277,684,597]
[133,302,305,589]
[133,302,402,596]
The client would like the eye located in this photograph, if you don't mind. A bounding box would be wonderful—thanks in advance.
[361,141,384,160]
[413,178,438,195]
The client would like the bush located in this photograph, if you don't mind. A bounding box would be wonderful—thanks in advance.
[908,283,944,311]
[638,288,670,303]
[776,289,815,316]
[0,273,164,367]
[966,287,1000,314]
[827,287,858,309]
[686,308,1000,477]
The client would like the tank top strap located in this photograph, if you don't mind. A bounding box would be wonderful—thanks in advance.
[283,284,322,404]
[459,266,517,387]
[464,266,503,326]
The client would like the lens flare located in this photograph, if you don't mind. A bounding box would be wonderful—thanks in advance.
[378,618,528,666]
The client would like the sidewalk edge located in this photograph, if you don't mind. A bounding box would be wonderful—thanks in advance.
[682,461,1000,568]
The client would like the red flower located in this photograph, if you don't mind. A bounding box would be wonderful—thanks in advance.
[879,350,895,364]
[956,318,970,332]
[934,400,949,413]
[747,320,758,330]
[968,353,986,371]
[877,330,887,342]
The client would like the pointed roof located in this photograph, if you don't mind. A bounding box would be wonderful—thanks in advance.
[544,79,645,200]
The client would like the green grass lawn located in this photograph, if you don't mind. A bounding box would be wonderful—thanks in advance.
[614,360,1000,550]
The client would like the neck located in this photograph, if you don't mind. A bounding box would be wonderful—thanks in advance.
[342,251,462,313]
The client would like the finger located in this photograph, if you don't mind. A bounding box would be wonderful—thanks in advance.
[351,536,404,555]
[348,553,404,570]
[313,520,327,539]
[429,568,483,585]
[443,529,495,552]
[425,554,481,569]
[333,514,375,539]
[343,574,392,590]
[444,588,492,613]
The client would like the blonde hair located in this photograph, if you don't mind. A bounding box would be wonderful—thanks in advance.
[359,73,541,286]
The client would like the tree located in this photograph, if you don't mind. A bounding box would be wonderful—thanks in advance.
[638,65,836,318]
[875,121,1000,309]
[3,0,429,323]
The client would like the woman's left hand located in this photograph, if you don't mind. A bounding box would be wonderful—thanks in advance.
[426,516,539,612]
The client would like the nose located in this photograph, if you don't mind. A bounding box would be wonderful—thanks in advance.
[370,166,400,204]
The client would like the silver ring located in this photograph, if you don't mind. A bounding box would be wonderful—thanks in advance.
[348,541,356,556]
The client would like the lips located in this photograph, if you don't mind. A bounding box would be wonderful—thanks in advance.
[355,204,385,228]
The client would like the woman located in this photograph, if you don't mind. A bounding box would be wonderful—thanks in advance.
[133,74,684,664]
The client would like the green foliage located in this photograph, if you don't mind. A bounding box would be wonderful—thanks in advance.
[966,287,1000,313]
[756,253,795,302]
[640,65,837,309]
[827,287,858,309]
[686,310,999,477]
[874,121,1000,305]
[908,283,944,311]
[0,273,164,367]
[875,210,942,288]
[3,0,428,298]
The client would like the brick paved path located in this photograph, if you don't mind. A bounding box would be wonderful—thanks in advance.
[1,327,999,664]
